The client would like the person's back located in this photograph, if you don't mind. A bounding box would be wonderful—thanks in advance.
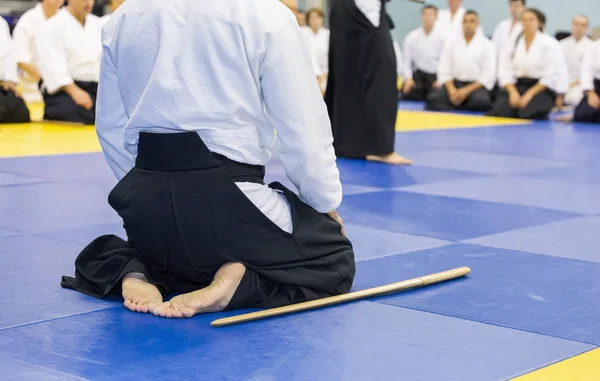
[63,0,355,318]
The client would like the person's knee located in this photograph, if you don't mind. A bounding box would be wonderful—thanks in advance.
[466,91,492,111]
[574,104,597,123]
[424,89,448,110]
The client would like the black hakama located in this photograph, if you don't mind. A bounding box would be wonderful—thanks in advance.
[425,80,492,112]
[61,132,356,310]
[0,87,30,123]
[43,80,97,125]
[324,0,397,158]
[487,78,556,120]
[574,79,600,124]
[402,69,438,101]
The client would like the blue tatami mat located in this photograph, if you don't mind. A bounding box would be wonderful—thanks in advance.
[338,190,580,241]
[0,302,593,381]
[0,235,118,329]
[467,216,600,263]
[353,243,600,345]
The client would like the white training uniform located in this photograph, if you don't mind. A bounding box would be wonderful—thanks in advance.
[402,27,446,79]
[437,33,496,91]
[580,40,600,93]
[491,18,523,62]
[35,8,102,95]
[12,3,48,102]
[435,6,484,39]
[0,17,18,84]
[96,0,343,233]
[498,31,568,94]
[560,36,594,105]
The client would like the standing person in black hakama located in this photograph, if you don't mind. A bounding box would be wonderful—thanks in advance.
[325,0,412,165]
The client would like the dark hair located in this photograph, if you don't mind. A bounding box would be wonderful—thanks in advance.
[465,10,479,17]
[510,0,526,5]
[422,5,438,14]
[524,8,546,31]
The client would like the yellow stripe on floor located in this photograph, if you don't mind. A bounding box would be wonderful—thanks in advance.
[396,110,529,131]
[0,123,101,158]
[512,348,600,381]
[0,108,530,158]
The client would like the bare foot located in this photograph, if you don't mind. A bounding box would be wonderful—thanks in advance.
[366,152,413,165]
[151,263,246,319]
[122,274,163,314]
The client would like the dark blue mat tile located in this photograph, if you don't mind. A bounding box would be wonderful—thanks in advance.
[338,190,580,241]
[353,243,600,345]
[0,303,592,381]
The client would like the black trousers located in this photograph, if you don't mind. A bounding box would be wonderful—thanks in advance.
[0,87,30,123]
[574,79,600,124]
[425,80,492,112]
[61,132,356,310]
[43,80,97,125]
[402,69,437,101]
[487,78,556,120]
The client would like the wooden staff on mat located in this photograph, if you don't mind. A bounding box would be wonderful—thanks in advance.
[211,266,471,327]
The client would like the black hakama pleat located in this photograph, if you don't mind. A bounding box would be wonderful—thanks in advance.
[574,79,600,124]
[425,80,492,112]
[61,132,356,310]
[402,70,438,102]
[43,80,97,125]
[324,0,397,158]
[487,78,556,120]
[0,87,31,123]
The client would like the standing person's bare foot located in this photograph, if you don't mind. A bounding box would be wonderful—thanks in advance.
[122,274,163,313]
[366,152,413,165]
[150,262,246,319]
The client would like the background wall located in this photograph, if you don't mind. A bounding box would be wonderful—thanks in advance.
[312,0,600,44]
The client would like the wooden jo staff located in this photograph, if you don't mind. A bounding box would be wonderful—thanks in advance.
[211,266,471,327]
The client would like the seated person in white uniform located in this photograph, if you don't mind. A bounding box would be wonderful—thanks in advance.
[574,40,600,124]
[435,0,483,38]
[0,16,30,123]
[12,0,65,103]
[488,8,568,120]
[35,0,102,124]
[305,8,330,92]
[61,0,355,318]
[401,5,445,101]
[492,0,525,62]
[560,15,594,106]
[426,10,496,112]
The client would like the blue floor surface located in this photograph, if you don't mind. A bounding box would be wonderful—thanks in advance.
[1,112,599,380]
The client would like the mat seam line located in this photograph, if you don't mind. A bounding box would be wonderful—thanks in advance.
[0,306,122,332]
[369,300,600,347]
[0,353,90,380]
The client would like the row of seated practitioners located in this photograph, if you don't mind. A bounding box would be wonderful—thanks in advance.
[0,0,123,124]
[401,2,600,124]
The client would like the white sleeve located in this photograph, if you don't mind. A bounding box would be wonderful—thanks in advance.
[95,45,134,180]
[260,14,342,213]
[580,45,595,92]
[436,39,453,85]
[354,0,381,27]
[393,38,403,76]
[402,32,414,79]
[491,22,503,50]
[498,43,516,88]
[35,23,73,93]
[0,18,18,83]
[479,41,497,91]
[12,19,34,65]
[540,40,567,92]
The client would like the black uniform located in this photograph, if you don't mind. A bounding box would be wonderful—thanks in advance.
[324,0,397,158]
